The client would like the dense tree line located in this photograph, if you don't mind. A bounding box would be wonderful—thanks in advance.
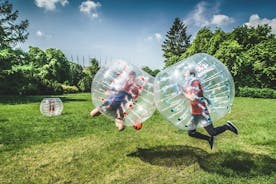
[0,1,100,95]
[1,1,275,96]
[163,17,275,90]
[0,46,100,94]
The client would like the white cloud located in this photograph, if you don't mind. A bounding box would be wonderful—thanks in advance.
[183,1,234,28]
[80,0,101,19]
[146,36,153,41]
[146,33,163,42]
[34,0,68,11]
[154,33,162,42]
[184,2,211,27]
[36,30,52,38]
[211,14,234,26]
[60,0,68,6]
[245,14,276,34]
[36,30,44,37]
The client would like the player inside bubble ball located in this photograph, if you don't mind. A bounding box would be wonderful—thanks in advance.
[183,69,239,150]
[90,71,143,131]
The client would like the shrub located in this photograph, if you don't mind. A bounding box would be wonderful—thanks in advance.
[78,74,92,92]
[62,85,79,94]
[36,79,63,95]
[237,87,276,98]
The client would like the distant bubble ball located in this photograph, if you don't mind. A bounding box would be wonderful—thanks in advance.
[154,53,235,130]
[91,60,155,126]
[40,98,63,116]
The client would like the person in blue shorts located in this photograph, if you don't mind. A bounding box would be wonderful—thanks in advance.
[90,71,141,131]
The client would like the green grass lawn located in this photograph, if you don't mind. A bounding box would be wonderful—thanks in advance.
[0,93,275,184]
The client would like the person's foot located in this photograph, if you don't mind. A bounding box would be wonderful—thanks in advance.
[115,118,125,131]
[208,136,214,150]
[118,125,125,131]
[133,122,142,130]
[227,121,238,135]
[90,109,101,117]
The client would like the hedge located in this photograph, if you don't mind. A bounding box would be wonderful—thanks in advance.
[237,87,276,98]
[61,85,79,94]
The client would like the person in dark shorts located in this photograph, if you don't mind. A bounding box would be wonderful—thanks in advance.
[90,71,142,131]
[183,70,238,149]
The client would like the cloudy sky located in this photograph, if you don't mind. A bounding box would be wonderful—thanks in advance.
[11,0,276,69]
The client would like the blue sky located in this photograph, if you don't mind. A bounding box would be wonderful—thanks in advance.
[11,0,276,69]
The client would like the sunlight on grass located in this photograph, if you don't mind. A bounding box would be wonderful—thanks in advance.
[0,94,275,183]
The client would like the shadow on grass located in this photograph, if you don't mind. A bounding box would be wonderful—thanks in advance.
[0,118,9,123]
[199,151,276,177]
[0,95,88,105]
[128,145,208,167]
[128,145,276,177]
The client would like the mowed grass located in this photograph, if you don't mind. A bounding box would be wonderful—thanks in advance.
[0,93,275,184]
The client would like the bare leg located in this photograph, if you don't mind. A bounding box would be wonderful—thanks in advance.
[90,108,101,117]
[115,118,125,131]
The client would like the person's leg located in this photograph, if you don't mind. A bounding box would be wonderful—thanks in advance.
[204,122,238,136]
[115,118,125,131]
[226,121,239,134]
[188,129,210,141]
[187,115,210,140]
[188,129,214,149]
[90,108,101,117]
[90,101,111,117]
[204,123,228,136]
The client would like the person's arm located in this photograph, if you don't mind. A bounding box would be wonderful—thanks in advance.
[184,90,195,101]
[183,80,201,102]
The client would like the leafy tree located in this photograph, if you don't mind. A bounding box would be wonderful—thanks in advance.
[44,48,70,83]
[88,57,100,77]
[78,58,100,92]
[230,24,273,50]
[68,62,83,86]
[183,27,213,57]
[207,29,227,55]
[0,0,29,48]
[244,38,276,89]
[28,46,47,67]
[214,40,246,87]
[0,48,33,94]
[142,66,160,77]
[162,17,191,67]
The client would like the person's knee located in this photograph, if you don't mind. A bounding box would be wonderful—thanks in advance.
[90,108,101,117]
[208,130,216,136]
[205,125,216,136]
[188,129,196,137]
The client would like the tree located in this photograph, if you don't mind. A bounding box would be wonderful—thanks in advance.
[162,17,191,67]
[230,24,273,50]
[0,48,34,94]
[78,58,100,92]
[142,66,160,77]
[68,62,83,86]
[44,48,70,83]
[214,40,246,88]
[88,57,100,77]
[28,46,47,67]
[244,38,276,89]
[182,27,213,58]
[207,29,227,55]
[0,0,29,48]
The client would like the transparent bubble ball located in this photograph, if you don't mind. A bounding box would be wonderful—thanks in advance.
[154,53,235,130]
[40,98,63,116]
[91,60,155,126]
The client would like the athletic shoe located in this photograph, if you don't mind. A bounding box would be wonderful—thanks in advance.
[227,121,238,135]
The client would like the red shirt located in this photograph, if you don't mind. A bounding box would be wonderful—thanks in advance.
[123,82,141,100]
[186,80,207,115]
